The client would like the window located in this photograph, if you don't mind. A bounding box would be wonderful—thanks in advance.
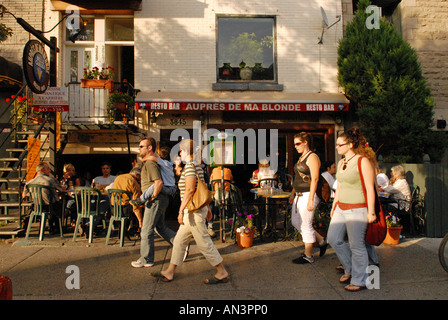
[106,17,134,41]
[217,17,276,82]
[65,17,94,41]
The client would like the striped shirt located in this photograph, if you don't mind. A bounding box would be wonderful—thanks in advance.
[178,161,204,200]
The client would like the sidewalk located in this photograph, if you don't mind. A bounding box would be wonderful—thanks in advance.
[1,222,447,301]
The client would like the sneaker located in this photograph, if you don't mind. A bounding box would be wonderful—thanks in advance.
[292,254,314,264]
[319,242,328,257]
[130,198,145,207]
[131,260,154,268]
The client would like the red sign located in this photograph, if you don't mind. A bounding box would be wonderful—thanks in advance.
[136,101,349,112]
[33,87,69,112]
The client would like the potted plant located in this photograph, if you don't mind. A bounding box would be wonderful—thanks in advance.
[6,95,29,129]
[222,62,233,77]
[106,91,134,123]
[313,200,333,238]
[384,212,403,245]
[229,211,256,248]
[81,66,115,89]
[239,61,252,80]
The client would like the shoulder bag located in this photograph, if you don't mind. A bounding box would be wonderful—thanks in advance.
[358,157,387,246]
[186,163,214,212]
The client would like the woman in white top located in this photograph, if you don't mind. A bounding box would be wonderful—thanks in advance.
[381,165,411,211]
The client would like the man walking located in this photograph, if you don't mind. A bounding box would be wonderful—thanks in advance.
[131,137,176,268]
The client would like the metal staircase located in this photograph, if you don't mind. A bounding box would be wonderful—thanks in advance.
[0,86,64,238]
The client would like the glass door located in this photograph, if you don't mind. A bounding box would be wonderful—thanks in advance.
[65,47,94,83]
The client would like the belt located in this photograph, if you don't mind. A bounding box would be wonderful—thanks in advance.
[336,201,367,210]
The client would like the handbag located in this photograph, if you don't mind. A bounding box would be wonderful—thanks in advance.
[358,157,387,246]
[186,164,214,212]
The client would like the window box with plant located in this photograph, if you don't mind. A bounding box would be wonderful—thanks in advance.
[81,66,115,89]
[106,91,134,123]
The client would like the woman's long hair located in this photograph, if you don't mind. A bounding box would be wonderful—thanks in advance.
[339,127,377,168]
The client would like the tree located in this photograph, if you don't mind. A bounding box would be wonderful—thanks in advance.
[338,0,447,162]
[0,23,13,42]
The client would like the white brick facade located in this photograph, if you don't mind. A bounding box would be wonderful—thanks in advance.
[134,0,344,94]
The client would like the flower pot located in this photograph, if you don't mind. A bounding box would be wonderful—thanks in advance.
[383,226,403,245]
[236,229,255,248]
[81,79,114,89]
[239,67,252,80]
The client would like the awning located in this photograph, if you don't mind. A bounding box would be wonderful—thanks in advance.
[0,56,23,89]
[135,91,349,112]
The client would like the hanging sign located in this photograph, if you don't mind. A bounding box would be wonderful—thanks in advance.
[33,87,69,112]
[22,40,50,94]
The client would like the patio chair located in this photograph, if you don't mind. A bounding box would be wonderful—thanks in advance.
[72,187,104,243]
[25,184,63,241]
[106,189,133,247]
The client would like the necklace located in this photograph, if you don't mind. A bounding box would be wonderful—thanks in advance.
[342,154,356,170]
[300,150,312,163]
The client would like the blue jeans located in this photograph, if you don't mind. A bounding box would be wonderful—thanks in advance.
[140,184,177,202]
[327,205,369,287]
[138,194,176,264]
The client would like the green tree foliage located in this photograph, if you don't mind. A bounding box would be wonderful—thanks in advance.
[0,23,13,42]
[338,0,447,162]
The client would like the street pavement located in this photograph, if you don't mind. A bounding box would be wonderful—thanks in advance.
[1,221,447,307]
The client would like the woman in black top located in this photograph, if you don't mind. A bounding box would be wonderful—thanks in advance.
[289,132,328,264]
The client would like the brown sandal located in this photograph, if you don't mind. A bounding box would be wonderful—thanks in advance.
[339,274,351,283]
[344,284,366,292]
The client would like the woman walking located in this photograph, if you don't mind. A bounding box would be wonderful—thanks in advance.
[152,139,229,284]
[289,132,328,264]
[327,128,377,292]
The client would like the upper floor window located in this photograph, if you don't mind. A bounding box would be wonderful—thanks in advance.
[217,16,276,82]
[106,17,134,41]
[66,16,94,41]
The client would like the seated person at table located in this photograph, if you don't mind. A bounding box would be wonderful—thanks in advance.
[380,165,411,212]
[61,163,84,226]
[321,160,336,198]
[23,162,64,234]
[376,167,390,190]
[251,159,277,188]
[210,166,233,204]
[113,166,144,229]
[92,162,116,191]
[130,146,177,206]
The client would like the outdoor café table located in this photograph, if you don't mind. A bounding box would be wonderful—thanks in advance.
[250,188,291,239]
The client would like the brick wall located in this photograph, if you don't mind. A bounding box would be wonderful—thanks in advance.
[397,0,448,126]
[134,0,344,94]
[1,0,61,84]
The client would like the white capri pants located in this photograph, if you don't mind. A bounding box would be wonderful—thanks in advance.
[291,192,320,243]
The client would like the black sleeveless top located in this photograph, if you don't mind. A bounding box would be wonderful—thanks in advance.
[293,152,312,192]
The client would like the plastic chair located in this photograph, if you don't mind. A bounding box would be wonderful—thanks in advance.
[211,179,232,205]
[25,184,63,241]
[72,187,103,243]
[106,189,133,247]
